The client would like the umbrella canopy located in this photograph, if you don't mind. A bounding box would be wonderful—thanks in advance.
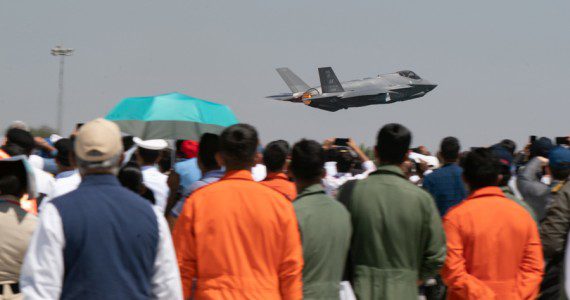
[106,92,238,140]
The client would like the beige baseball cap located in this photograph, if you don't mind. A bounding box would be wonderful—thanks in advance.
[75,118,123,162]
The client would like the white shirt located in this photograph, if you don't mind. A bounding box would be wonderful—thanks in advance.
[141,166,169,212]
[33,166,55,204]
[52,171,82,198]
[323,160,377,197]
[20,204,182,300]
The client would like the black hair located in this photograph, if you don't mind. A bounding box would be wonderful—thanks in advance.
[55,138,74,167]
[118,162,155,204]
[263,140,290,173]
[552,168,570,181]
[122,136,135,151]
[158,149,172,173]
[0,175,24,197]
[219,124,259,169]
[290,139,325,181]
[461,148,500,190]
[499,139,516,155]
[6,128,35,155]
[376,123,412,164]
[199,133,221,171]
[0,160,28,198]
[137,147,161,165]
[335,149,354,173]
[2,143,26,157]
[440,136,461,161]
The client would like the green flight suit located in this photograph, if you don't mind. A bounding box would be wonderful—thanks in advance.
[338,165,446,300]
[294,184,352,300]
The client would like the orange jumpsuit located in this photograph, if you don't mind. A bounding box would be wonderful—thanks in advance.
[260,172,297,201]
[173,170,303,300]
[442,186,544,300]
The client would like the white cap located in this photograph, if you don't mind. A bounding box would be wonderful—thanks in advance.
[133,137,168,151]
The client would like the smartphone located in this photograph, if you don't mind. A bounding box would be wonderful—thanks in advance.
[556,136,569,146]
[76,123,85,130]
[334,138,349,146]
[529,135,537,143]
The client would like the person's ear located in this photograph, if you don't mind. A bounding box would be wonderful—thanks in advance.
[497,174,504,185]
[320,167,326,179]
[215,152,225,167]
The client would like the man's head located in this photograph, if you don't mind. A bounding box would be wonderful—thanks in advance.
[335,149,355,173]
[490,145,514,186]
[499,139,517,155]
[134,138,168,166]
[217,124,259,171]
[461,148,501,191]
[439,136,461,163]
[5,128,35,156]
[54,138,75,172]
[549,147,570,181]
[530,137,554,159]
[74,118,124,175]
[290,139,325,184]
[375,123,412,165]
[198,133,221,172]
[263,140,290,173]
[0,159,29,198]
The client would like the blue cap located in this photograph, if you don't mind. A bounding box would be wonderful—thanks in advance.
[490,145,513,166]
[549,147,570,170]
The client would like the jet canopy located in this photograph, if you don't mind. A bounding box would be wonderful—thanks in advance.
[398,70,421,80]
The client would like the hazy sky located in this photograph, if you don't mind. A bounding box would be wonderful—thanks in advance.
[1,1,569,150]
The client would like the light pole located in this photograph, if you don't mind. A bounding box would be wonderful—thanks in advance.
[51,45,74,134]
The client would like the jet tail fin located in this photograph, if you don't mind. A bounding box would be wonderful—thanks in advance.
[276,68,310,93]
[318,67,344,93]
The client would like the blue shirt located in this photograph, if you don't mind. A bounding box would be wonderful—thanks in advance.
[171,169,225,217]
[423,163,468,216]
[174,158,202,195]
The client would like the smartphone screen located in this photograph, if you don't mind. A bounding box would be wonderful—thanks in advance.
[334,138,349,146]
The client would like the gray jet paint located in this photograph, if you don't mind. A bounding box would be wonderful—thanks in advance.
[267,67,437,112]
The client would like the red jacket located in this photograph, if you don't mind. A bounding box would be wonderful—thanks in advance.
[442,186,544,299]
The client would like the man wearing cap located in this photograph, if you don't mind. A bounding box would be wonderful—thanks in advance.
[538,147,570,299]
[20,118,182,300]
[0,157,37,300]
[168,133,224,228]
[173,124,303,299]
[134,137,169,212]
[517,137,555,220]
[490,145,537,221]
[174,140,202,195]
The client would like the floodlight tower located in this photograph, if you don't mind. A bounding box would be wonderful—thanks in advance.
[51,45,74,134]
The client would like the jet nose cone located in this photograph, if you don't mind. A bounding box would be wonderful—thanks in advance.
[423,83,437,92]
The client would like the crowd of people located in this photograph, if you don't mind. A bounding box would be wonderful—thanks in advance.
[0,118,569,300]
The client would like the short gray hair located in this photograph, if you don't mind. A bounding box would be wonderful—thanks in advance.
[77,153,122,175]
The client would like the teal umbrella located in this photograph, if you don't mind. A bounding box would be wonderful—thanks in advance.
[106,92,238,140]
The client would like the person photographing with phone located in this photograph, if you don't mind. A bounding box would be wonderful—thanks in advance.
[322,137,376,197]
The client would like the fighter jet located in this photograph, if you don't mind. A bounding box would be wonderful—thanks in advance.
[267,67,437,112]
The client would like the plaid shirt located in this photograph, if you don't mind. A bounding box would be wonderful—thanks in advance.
[423,163,468,216]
